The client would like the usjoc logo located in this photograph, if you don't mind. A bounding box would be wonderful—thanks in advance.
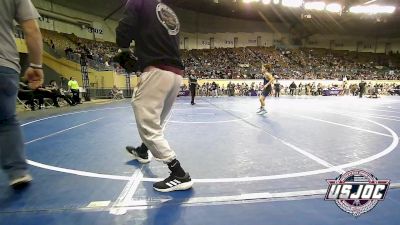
[325,169,390,217]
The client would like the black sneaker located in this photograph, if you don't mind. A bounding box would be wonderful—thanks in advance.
[153,173,193,192]
[126,146,150,164]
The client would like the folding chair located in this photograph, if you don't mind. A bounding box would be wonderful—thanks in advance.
[17,97,32,111]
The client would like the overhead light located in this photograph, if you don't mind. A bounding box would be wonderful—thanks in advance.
[282,0,303,8]
[349,5,370,14]
[262,0,271,4]
[304,1,325,11]
[273,0,280,4]
[349,5,396,14]
[363,0,377,5]
[243,0,259,3]
[380,6,396,13]
[326,3,342,13]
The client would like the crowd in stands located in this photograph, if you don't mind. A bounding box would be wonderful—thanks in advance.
[65,32,118,66]
[181,81,399,97]
[182,47,400,81]
[41,29,117,70]
[39,29,400,81]
[14,29,400,111]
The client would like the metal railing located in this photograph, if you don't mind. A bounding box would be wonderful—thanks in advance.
[67,53,113,71]
[89,88,134,99]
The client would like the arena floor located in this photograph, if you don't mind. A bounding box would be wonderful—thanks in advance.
[1,95,399,225]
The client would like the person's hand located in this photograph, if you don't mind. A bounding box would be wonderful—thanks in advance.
[113,49,138,73]
[24,67,44,90]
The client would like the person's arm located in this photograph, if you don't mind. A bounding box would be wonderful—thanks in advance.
[116,0,142,48]
[15,0,43,89]
[38,87,52,92]
[21,20,42,66]
[67,81,72,91]
[21,19,43,90]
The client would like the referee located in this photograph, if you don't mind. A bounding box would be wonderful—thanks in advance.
[189,71,198,105]
[117,0,193,192]
[359,79,367,98]
[274,78,281,98]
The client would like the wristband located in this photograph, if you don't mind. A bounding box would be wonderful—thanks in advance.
[30,63,43,69]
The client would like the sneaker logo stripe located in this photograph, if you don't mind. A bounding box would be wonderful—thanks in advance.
[166,182,174,187]
[174,180,181,184]
[169,181,177,186]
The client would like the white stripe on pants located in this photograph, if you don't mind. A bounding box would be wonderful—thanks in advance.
[132,69,182,163]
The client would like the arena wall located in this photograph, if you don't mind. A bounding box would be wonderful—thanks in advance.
[32,0,119,42]
[43,51,139,90]
[180,32,286,49]
[31,0,400,53]
[15,39,28,53]
[304,34,399,53]
[390,38,400,54]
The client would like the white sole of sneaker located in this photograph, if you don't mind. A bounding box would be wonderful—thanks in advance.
[131,155,151,164]
[153,181,194,193]
[126,148,151,164]
[9,174,33,187]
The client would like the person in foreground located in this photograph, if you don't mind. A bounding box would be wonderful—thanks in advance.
[0,0,43,188]
[115,0,193,192]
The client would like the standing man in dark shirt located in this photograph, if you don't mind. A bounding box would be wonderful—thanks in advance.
[359,79,366,98]
[117,0,193,192]
[289,81,297,96]
[228,81,235,96]
[188,70,197,105]
[211,81,218,97]
[274,78,281,98]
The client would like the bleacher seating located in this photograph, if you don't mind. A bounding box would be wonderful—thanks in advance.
[38,29,400,80]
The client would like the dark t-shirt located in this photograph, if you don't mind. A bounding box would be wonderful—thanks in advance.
[263,77,269,85]
[359,82,366,90]
[189,75,197,87]
[211,83,217,90]
[116,0,184,71]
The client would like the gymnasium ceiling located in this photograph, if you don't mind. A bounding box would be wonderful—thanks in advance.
[46,0,400,37]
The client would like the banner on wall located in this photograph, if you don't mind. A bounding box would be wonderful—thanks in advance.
[201,40,210,46]
[224,40,234,47]
[38,16,54,30]
[91,22,104,40]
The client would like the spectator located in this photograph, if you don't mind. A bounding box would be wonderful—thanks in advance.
[47,80,76,105]
[68,76,81,104]
[111,85,124,99]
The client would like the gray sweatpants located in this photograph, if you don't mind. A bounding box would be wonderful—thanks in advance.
[132,68,182,163]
